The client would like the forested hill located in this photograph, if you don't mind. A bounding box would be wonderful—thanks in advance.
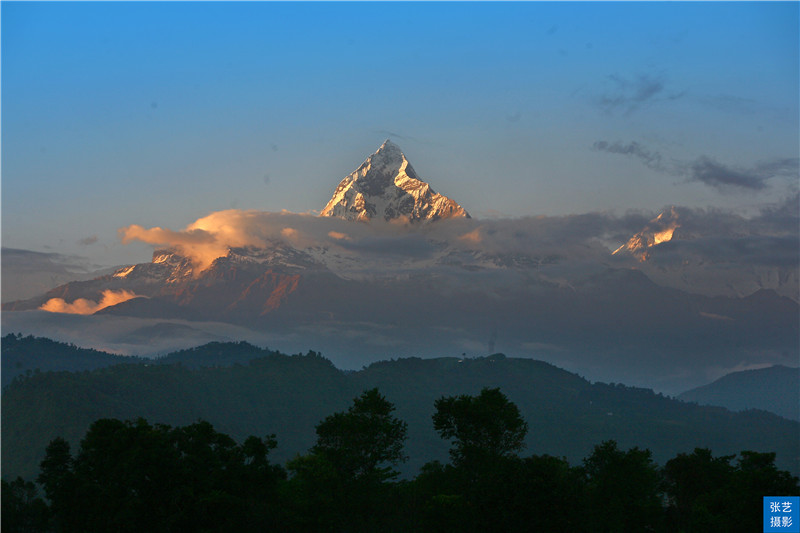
[1,333,282,386]
[2,334,146,386]
[2,337,798,481]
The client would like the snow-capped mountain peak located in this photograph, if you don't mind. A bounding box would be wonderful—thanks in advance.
[320,140,470,222]
[613,207,680,261]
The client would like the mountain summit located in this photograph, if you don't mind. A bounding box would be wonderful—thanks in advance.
[613,207,680,261]
[320,140,470,222]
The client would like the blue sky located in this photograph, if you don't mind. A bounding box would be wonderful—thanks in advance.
[2,1,798,267]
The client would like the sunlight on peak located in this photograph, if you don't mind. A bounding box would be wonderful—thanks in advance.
[653,227,676,246]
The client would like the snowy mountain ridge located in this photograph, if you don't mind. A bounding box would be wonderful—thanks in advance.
[320,140,470,222]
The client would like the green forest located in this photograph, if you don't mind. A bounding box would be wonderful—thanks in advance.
[2,335,798,532]
[3,387,798,533]
[4,335,798,482]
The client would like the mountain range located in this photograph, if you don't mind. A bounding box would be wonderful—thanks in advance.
[2,141,797,394]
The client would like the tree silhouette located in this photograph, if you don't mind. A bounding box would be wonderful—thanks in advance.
[433,387,528,469]
[286,388,408,532]
[1,477,50,532]
[663,448,736,531]
[582,440,664,532]
[36,418,285,532]
[311,387,408,482]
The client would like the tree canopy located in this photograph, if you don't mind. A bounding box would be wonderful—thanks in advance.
[432,387,528,468]
[310,388,408,482]
[3,384,799,533]
[35,418,284,533]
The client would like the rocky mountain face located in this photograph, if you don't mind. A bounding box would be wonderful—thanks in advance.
[320,140,470,222]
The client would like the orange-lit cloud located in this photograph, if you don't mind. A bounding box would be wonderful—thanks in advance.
[280,227,319,248]
[120,210,278,272]
[120,209,363,272]
[40,289,141,315]
[459,228,482,244]
[328,231,350,241]
[119,207,676,277]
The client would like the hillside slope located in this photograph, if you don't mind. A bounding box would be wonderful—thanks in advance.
[3,340,797,481]
[679,365,800,421]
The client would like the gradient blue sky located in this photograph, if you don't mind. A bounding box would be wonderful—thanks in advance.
[3,1,798,267]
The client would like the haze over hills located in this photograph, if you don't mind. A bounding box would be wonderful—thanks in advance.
[0,248,120,303]
[2,142,798,394]
[679,365,800,422]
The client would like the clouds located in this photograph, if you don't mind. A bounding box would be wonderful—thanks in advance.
[688,157,767,191]
[458,228,482,244]
[40,290,142,315]
[119,210,443,273]
[619,202,800,298]
[0,248,112,303]
[597,73,681,115]
[3,201,795,394]
[113,201,798,308]
[120,210,281,272]
[686,157,799,192]
[594,139,799,193]
[120,203,797,274]
[647,235,799,268]
[1,248,89,274]
[593,141,669,173]
[118,207,637,277]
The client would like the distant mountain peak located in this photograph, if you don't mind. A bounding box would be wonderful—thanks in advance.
[613,206,679,261]
[320,141,470,222]
[375,138,403,159]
